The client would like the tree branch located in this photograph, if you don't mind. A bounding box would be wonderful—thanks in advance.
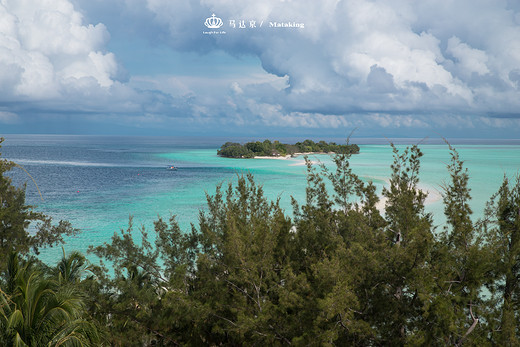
[456,302,479,347]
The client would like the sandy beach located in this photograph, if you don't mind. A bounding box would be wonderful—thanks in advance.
[252,152,321,160]
[375,183,443,211]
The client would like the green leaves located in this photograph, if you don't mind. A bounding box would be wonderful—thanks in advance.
[217,139,360,158]
[0,254,99,346]
[482,175,520,344]
[191,173,295,344]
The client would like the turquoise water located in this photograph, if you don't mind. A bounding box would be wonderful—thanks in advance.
[2,135,520,265]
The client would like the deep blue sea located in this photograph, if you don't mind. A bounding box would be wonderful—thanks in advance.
[2,135,520,265]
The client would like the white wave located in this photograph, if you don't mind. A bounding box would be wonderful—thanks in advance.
[7,158,116,167]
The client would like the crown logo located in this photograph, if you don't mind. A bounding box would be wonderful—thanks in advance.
[204,14,223,29]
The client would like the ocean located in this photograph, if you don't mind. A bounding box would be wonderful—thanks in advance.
[2,135,520,265]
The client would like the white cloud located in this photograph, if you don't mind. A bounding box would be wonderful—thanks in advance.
[60,51,117,87]
[2,0,520,136]
[0,0,117,100]
[447,36,490,77]
[138,0,520,121]
[0,111,18,123]
[479,116,520,129]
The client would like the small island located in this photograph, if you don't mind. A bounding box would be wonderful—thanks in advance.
[217,139,360,158]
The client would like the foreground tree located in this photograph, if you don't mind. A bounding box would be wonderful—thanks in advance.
[0,137,77,271]
[191,174,297,344]
[485,175,520,345]
[291,147,387,344]
[422,145,493,346]
[0,253,99,346]
[88,174,296,345]
[86,219,169,345]
[54,248,91,285]
[381,145,433,343]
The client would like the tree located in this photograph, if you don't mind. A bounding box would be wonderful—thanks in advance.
[0,253,99,346]
[55,248,91,285]
[87,219,170,346]
[425,144,491,346]
[0,137,78,270]
[485,175,520,345]
[87,175,297,345]
[370,145,431,344]
[294,149,387,345]
[190,173,297,344]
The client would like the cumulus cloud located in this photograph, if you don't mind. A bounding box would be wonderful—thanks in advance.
[0,0,118,100]
[0,0,196,128]
[134,0,520,128]
[446,37,490,77]
[0,111,18,123]
[2,0,520,136]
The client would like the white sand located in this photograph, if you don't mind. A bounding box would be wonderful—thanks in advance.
[375,183,442,211]
[253,152,326,160]
[253,155,292,160]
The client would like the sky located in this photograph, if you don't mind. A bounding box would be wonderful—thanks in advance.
[1,0,520,138]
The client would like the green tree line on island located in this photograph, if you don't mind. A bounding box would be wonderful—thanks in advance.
[217,139,360,158]
[1,136,520,346]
